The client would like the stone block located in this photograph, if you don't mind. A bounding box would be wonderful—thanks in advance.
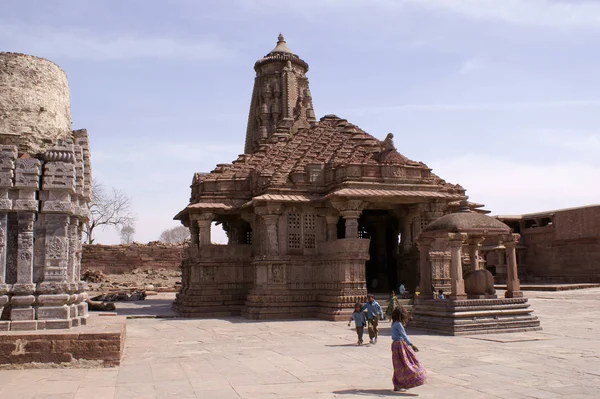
[44,319,72,329]
[10,320,38,331]
[10,307,35,321]
[37,306,70,320]
[0,321,9,331]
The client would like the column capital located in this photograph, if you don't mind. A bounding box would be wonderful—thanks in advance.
[254,202,282,216]
[502,233,520,247]
[467,236,485,246]
[329,198,365,213]
[416,237,435,250]
[340,209,361,219]
[190,212,214,222]
[262,214,279,225]
[448,235,466,247]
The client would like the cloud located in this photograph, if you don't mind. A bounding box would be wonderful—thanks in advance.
[238,0,600,30]
[430,154,600,215]
[459,57,485,75]
[410,0,600,30]
[0,23,233,60]
[342,100,600,115]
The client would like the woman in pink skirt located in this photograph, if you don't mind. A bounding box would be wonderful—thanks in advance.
[390,307,427,391]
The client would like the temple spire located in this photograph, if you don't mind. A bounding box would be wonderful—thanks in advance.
[244,35,316,154]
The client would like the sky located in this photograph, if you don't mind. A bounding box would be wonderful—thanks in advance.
[1,0,599,244]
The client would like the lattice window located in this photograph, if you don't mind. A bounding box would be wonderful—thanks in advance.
[288,233,302,249]
[288,213,302,249]
[304,213,316,249]
[246,228,253,245]
[420,217,429,231]
[288,213,301,230]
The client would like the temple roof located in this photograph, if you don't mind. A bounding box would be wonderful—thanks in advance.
[198,114,431,186]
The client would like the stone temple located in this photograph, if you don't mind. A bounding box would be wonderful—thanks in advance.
[174,35,472,320]
[0,52,91,331]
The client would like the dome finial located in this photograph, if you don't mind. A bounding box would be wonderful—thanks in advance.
[269,33,294,54]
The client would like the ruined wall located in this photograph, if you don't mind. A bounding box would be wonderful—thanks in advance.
[0,53,72,154]
[82,243,184,274]
[520,205,600,282]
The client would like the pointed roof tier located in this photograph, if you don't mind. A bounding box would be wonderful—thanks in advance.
[254,33,309,72]
[269,33,295,54]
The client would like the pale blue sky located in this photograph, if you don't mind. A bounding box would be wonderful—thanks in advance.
[2,0,599,244]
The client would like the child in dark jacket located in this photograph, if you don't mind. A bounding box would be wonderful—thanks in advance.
[348,302,367,345]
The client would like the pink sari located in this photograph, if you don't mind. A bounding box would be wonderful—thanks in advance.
[391,340,427,390]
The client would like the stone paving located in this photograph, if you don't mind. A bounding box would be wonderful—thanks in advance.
[1,288,600,398]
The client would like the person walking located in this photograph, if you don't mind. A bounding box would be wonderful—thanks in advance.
[390,307,427,391]
[362,294,383,344]
[347,302,367,345]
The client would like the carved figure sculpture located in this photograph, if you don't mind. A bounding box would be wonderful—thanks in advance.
[464,269,496,296]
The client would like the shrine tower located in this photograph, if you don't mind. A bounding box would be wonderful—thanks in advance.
[244,34,317,154]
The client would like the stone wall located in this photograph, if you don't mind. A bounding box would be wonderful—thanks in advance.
[0,53,72,154]
[497,205,600,283]
[82,243,184,274]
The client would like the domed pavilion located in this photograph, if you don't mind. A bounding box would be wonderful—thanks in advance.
[411,203,542,334]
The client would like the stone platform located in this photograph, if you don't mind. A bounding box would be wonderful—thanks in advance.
[496,283,600,291]
[410,297,541,335]
[0,314,126,368]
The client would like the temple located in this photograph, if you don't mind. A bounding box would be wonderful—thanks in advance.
[174,35,470,320]
[0,52,91,330]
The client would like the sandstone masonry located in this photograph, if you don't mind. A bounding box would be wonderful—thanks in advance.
[82,243,184,274]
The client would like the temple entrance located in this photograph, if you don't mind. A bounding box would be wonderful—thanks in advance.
[360,210,400,293]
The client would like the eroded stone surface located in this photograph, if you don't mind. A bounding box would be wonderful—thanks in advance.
[0,53,72,154]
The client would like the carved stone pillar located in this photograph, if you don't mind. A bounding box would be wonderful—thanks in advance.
[468,237,484,271]
[262,215,280,256]
[37,214,72,328]
[325,215,338,241]
[198,219,212,246]
[189,221,199,247]
[341,210,360,239]
[505,235,523,298]
[10,212,37,323]
[0,212,8,318]
[67,217,79,284]
[448,235,467,300]
[416,238,434,298]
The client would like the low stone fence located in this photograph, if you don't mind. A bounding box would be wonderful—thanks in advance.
[82,243,184,274]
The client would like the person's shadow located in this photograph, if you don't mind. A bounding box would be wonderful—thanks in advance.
[333,388,418,397]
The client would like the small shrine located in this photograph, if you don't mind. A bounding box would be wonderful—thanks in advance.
[411,203,542,334]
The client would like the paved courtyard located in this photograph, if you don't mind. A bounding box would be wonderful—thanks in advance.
[1,288,599,399]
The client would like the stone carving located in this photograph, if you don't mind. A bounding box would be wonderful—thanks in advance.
[46,237,66,259]
[269,264,285,283]
[464,269,496,296]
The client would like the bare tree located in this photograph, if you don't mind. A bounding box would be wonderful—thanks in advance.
[85,179,135,244]
[120,224,135,244]
[159,225,190,243]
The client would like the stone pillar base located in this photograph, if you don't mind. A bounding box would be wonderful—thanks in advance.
[505,290,524,298]
[448,294,467,300]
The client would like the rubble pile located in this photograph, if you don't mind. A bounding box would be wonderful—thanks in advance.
[84,268,182,293]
